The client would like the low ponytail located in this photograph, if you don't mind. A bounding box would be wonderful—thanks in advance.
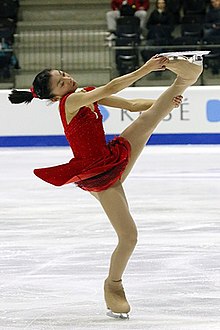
[8,69,53,105]
[8,89,34,104]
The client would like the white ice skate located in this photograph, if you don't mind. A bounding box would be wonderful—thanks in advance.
[159,50,210,65]
[106,309,129,320]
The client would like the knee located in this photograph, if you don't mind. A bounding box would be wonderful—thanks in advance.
[106,11,112,19]
[119,229,138,249]
[107,10,119,18]
[135,10,147,19]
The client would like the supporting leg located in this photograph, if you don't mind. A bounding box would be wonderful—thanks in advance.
[92,182,137,316]
[97,182,137,281]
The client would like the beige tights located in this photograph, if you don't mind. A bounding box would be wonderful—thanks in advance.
[92,58,203,282]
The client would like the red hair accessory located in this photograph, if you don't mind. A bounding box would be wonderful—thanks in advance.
[30,87,38,98]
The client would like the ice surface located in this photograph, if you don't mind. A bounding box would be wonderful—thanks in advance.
[0,146,220,330]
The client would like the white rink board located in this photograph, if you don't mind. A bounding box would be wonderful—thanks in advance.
[1,86,220,145]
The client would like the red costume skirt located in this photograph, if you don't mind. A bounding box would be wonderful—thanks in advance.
[34,137,131,192]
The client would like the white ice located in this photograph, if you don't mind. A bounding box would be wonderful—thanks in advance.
[0,146,220,330]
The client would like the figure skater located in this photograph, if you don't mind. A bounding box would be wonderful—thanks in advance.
[8,53,203,319]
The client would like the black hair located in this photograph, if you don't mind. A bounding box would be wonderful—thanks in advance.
[8,90,34,104]
[8,68,55,104]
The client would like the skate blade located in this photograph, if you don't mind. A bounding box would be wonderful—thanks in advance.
[159,50,210,59]
[106,310,129,320]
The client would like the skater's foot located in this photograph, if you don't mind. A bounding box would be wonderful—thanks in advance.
[165,55,204,86]
[104,278,130,318]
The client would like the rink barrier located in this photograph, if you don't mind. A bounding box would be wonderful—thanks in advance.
[1,86,220,146]
[1,133,220,147]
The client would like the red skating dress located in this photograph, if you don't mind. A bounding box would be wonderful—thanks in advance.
[34,87,131,192]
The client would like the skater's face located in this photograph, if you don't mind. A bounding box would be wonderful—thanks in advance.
[49,70,78,99]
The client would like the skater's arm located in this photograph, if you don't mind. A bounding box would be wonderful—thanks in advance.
[66,56,168,113]
[99,95,183,112]
[130,95,183,112]
[127,99,155,112]
[129,95,183,111]
[99,96,155,112]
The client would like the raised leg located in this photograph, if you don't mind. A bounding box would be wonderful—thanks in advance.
[120,58,203,182]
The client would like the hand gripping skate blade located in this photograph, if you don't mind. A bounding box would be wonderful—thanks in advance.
[106,310,129,320]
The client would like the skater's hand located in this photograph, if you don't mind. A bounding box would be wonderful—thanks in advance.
[144,55,169,73]
[173,95,183,108]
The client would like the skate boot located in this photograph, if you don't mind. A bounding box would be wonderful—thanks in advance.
[161,50,207,86]
[104,278,130,319]
[159,50,210,65]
